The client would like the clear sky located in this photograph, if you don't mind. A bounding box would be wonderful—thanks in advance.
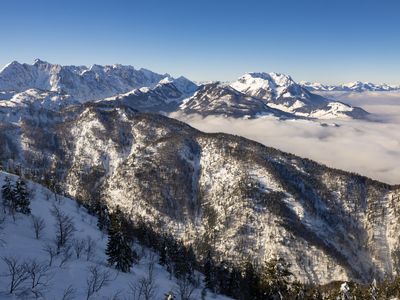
[0,0,399,84]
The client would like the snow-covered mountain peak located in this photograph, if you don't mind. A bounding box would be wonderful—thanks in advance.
[158,76,175,84]
[231,72,303,100]
[247,72,296,86]
[153,75,198,95]
[1,60,20,72]
[227,72,369,119]
[170,76,198,94]
[33,58,50,66]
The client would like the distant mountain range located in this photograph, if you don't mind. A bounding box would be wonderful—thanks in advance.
[0,59,167,101]
[300,81,400,92]
[0,59,371,120]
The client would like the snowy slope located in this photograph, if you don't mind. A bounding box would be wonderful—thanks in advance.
[0,89,78,110]
[0,89,80,124]
[179,82,295,119]
[0,171,230,299]
[102,76,198,113]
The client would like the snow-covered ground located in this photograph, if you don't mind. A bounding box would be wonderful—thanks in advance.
[0,171,230,300]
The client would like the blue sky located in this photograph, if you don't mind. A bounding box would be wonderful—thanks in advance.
[0,0,399,84]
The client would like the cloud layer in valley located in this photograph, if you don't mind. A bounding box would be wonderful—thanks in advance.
[171,91,400,185]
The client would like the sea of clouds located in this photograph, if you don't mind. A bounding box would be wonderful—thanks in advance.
[171,91,400,185]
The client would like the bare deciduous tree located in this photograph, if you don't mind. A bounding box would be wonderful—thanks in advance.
[61,284,76,300]
[175,276,196,300]
[130,261,157,300]
[51,204,76,253]
[85,265,111,300]
[0,213,5,246]
[73,238,86,259]
[59,244,73,267]
[2,256,29,294]
[31,215,46,239]
[109,290,123,300]
[23,259,52,298]
[85,236,96,261]
[43,243,57,267]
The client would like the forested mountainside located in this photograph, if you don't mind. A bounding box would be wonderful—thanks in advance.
[0,101,399,289]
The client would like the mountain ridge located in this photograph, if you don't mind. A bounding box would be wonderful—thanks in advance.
[0,59,169,101]
[301,80,400,92]
[0,59,369,120]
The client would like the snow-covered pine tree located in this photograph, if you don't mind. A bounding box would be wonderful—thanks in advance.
[339,282,351,300]
[105,207,136,272]
[369,279,378,300]
[260,257,292,299]
[14,178,31,214]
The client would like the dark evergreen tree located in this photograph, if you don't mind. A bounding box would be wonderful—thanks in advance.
[186,245,197,276]
[260,257,292,299]
[166,237,179,275]
[96,202,110,232]
[14,178,31,214]
[227,266,242,298]
[203,250,216,291]
[173,241,187,279]
[215,261,231,295]
[1,176,15,214]
[105,207,137,272]
[241,260,259,300]
[173,242,196,281]
[159,238,168,266]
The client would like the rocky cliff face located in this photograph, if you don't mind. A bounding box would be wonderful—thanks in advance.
[0,102,399,285]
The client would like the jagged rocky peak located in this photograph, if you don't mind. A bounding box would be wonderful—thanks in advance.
[33,58,49,65]
[0,59,168,101]
[158,75,198,94]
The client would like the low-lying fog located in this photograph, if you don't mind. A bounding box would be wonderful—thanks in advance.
[171,91,400,185]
